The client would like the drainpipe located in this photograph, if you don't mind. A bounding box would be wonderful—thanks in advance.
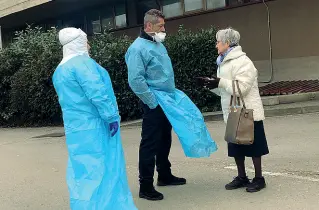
[260,0,274,83]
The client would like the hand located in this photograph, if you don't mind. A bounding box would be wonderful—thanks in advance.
[109,121,119,137]
[195,77,211,86]
[203,76,220,89]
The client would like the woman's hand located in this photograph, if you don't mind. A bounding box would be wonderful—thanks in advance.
[195,77,211,86]
[203,76,220,89]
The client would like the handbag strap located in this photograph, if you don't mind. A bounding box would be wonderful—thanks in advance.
[229,80,245,108]
[235,80,246,108]
[229,96,241,107]
[229,81,241,108]
[231,80,236,107]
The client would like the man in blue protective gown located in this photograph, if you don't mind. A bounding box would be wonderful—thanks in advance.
[125,9,218,201]
[52,27,137,210]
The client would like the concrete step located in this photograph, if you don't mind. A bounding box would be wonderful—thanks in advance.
[202,100,319,122]
[262,92,319,106]
[263,100,319,117]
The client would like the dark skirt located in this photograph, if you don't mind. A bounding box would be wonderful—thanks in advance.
[228,121,269,157]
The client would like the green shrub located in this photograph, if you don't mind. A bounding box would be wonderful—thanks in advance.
[9,27,62,126]
[0,26,220,127]
[0,27,62,126]
[165,26,220,112]
[0,47,23,124]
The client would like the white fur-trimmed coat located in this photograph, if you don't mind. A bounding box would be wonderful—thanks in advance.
[211,46,265,123]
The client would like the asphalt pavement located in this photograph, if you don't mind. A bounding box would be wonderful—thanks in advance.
[0,113,318,210]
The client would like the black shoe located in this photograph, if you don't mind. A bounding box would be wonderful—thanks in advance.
[139,185,164,201]
[246,177,266,193]
[225,176,250,190]
[157,175,187,186]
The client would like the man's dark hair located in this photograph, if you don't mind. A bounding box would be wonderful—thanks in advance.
[144,9,165,26]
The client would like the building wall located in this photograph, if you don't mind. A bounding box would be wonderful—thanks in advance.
[1,0,318,82]
[0,0,51,18]
[116,0,319,82]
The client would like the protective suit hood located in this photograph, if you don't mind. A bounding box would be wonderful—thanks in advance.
[58,27,89,65]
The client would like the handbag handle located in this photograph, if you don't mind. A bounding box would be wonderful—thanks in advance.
[229,81,238,108]
[229,80,246,109]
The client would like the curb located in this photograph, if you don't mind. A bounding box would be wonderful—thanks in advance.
[33,102,319,137]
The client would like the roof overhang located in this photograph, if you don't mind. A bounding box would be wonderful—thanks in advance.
[0,0,119,29]
[0,0,52,18]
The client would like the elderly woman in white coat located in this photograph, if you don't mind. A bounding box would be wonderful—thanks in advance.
[197,28,269,193]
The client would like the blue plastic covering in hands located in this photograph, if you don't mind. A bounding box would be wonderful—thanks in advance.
[126,37,217,158]
[52,55,137,210]
[153,89,218,158]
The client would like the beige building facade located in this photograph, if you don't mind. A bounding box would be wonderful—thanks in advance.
[0,0,51,18]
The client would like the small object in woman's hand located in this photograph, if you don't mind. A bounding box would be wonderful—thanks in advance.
[206,77,215,81]
[195,77,210,86]
[203,77,220,89]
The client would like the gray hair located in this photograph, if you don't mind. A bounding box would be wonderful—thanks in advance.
[216,28,240,46]
[144,9,165,26]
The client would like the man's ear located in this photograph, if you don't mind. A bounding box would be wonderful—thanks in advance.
[146,22,155,31]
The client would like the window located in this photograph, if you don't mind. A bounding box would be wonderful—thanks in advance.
[184,0,203,12]
[86,3,127,35]
[162,0,183,18]
[87,11,102,34]
[115,3,127,28]
[92,19,102,34]
[160,0,261,18]
[101,8,115,32]
[206,0,226,10]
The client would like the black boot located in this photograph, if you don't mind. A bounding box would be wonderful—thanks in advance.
[139,184,164,201]
[246,177,266,193]
[225,176,250,190]
[157,174,187,186]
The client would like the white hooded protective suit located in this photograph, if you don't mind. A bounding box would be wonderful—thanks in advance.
[52,28,137,210]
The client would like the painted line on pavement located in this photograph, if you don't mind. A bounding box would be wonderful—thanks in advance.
[224,166,319,182]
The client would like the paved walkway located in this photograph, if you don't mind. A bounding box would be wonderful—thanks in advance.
[0,113,318,210]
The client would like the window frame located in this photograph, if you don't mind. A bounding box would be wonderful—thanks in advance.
[87,3,128,35]
[114,2,128,29]
[183,0,206,15]
[160,0,266,20]
[160,0,212,18]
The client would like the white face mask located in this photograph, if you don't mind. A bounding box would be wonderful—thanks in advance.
[153,32,166,43]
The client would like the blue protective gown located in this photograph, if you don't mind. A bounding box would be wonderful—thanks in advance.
[125,38,217,158]
[52,55,137,210]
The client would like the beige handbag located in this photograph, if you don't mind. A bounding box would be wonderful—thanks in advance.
[224,80,254,145]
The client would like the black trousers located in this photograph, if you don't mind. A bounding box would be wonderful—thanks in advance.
[139,103,172,186]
